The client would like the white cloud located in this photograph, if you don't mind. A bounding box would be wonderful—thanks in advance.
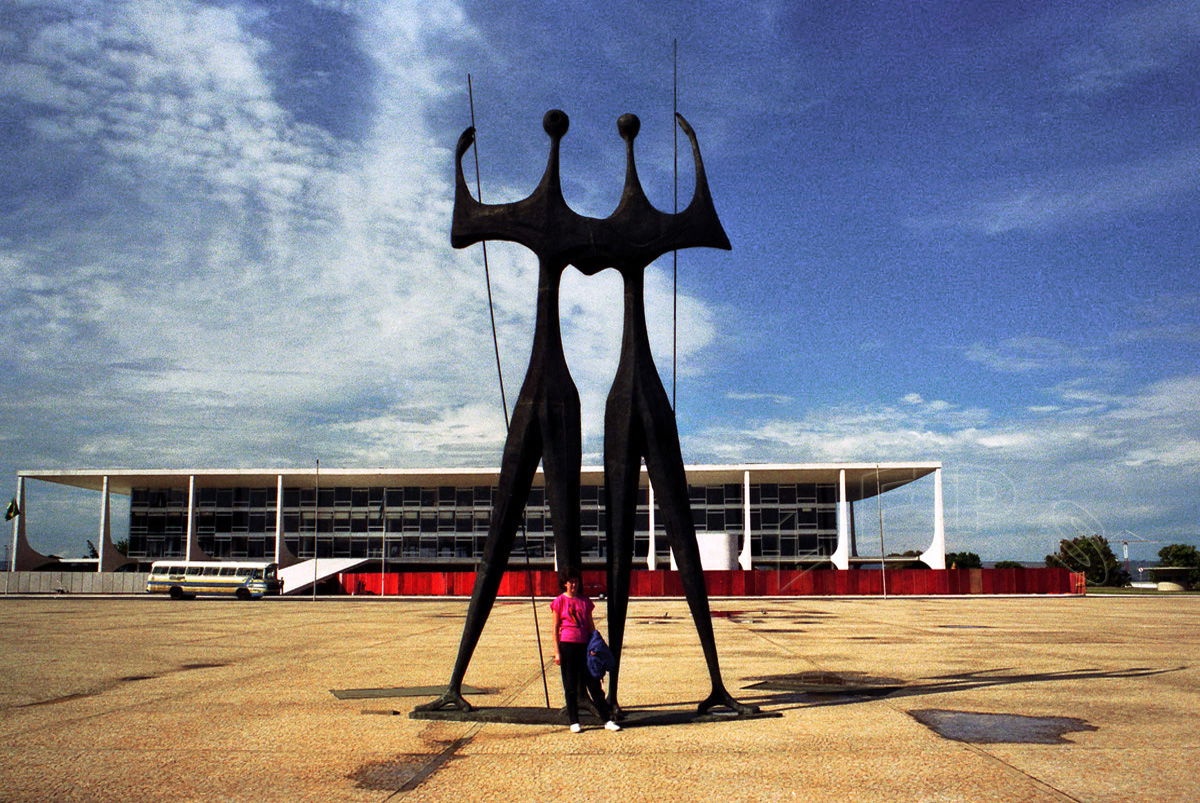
[727,391,793,405]
[965,336,1125,377]
[970,144,1200,234]
[683,371,1200,558]
[1056,0,1200,95]
[0,0,726,558]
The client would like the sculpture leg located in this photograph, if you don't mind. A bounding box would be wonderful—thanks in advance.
[538,388,594,717]
[602,389,640,719]
[540,389,583,583]
[639,388,759,716]
[415,395,542,712]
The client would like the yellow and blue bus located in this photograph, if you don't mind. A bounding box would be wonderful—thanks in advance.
[146,561,282,600]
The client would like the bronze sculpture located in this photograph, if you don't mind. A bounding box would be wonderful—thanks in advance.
[418,110,756,718]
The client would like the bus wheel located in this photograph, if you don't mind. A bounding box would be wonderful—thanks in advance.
[235,588,252,601]
[169,586,184,600]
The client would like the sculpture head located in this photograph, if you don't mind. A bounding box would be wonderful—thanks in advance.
[543,108,569,138]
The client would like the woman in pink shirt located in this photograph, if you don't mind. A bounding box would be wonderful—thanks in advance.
[551,575,621,733]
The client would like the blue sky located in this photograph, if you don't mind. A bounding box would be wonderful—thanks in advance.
[2,0,1198,562]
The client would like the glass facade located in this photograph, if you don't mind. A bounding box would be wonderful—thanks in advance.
[128,480,842,568]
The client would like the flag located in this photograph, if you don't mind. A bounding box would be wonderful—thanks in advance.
[4,498,18,521]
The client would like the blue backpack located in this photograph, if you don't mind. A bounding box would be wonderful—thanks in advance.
[586,630,615,678]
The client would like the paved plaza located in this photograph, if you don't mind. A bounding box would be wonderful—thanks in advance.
[0,593,1196,801]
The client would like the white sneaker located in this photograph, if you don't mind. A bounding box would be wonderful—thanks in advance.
[604,720,621,731]
[569,723,581,733]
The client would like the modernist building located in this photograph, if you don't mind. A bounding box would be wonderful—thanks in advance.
[10,462,945,573]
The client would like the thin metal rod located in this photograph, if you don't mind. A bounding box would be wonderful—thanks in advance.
[671,38,678,411]
[467,76,549,708]
[876,465,887,599]
[468,75,509,430]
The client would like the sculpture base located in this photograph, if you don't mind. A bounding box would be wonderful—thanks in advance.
[409,704,781,727]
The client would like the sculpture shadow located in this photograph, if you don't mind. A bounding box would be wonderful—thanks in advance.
[739,665,1186,712]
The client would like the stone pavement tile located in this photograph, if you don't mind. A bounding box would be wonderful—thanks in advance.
[0,747,383,803]
[0,746,87,803]
[402,747,1066,802]
[984,746,1200,803]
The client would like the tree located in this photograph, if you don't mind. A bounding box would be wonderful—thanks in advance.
[1045,535,1130,587]
[994,560,1024,569]
[1157,544,1200,587]
[86,540,129,558]
[885,549,926,569]
[945,551,982,569]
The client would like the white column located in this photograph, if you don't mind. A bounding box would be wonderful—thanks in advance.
[738,470,752,569]
[919,468,946,569]
[96,476,111,572]
[9,476,23,571]
[646,478,656,570]
[275,474,285,564]
[831,469,850,570]
[185,475,197,561]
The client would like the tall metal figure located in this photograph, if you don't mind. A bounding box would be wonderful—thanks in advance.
[600,112,756,717]
[419,109,755,717]
[418,110,599,712]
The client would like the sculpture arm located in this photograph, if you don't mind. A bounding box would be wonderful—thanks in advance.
[450,126,489,248]
[451,126,543,251]
[674,113,731,251]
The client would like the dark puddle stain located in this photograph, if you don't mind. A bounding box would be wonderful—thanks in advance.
[180,662,226,670]
[909,709,1097,744]
[348,755,432,790]
[119,675,155,682]
[350,736,473,792]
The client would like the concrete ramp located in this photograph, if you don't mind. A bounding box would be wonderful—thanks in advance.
[280,558,369,595]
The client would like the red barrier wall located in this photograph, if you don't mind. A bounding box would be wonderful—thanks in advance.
[338,568,1084,597]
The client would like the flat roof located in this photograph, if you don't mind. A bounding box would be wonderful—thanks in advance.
[18,462,939,502]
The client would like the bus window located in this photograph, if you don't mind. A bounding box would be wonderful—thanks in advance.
[204,566,219,576]
[186,566,203,576]
[219,567,237,576]
[250,569,264,579]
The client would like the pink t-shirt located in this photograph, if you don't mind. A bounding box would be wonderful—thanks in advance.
[551,593,594,644]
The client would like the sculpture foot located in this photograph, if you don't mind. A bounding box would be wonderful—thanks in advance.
[413,689,473,713]
[606,696,625,721]
[697,688,760,717]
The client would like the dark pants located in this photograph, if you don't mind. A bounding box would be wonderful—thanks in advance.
[558,641,610,724]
